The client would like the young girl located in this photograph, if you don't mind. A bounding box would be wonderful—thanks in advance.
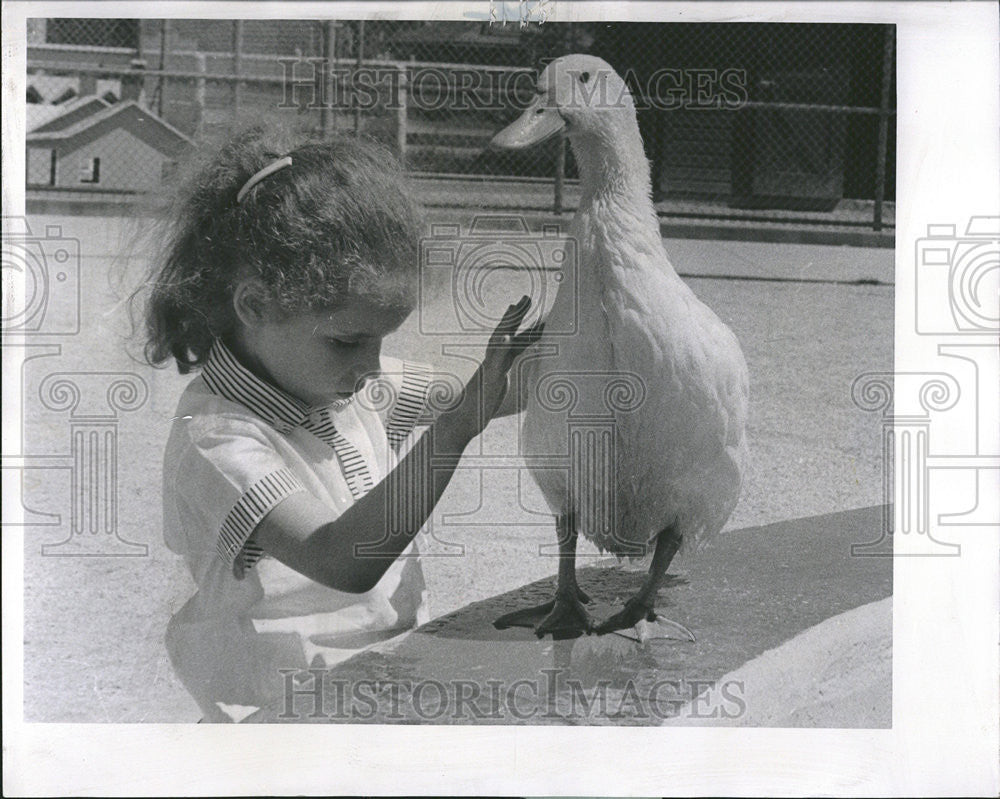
[146,128,541,722]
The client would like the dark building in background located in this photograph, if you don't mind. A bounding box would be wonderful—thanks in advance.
[590,23,896,207]
[26,18,895,212]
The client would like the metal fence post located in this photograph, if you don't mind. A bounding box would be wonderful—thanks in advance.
[232,20,243,113]
[873,25,895,232]
[321,20,338,136]
[156,19,168,117]
[354,20,365,134]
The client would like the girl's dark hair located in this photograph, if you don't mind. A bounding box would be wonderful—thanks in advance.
[143,126,422,373]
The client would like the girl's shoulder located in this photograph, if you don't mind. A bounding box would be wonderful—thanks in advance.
[166,375,284,450]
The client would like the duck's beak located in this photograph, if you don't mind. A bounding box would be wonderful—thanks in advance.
[490,96,565,150]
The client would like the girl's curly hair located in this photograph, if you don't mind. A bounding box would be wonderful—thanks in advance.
[143,125,422,373]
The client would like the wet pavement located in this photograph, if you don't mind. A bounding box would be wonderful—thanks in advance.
[252,505,891,724]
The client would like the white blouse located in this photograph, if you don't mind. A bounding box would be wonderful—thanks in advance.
[162,340,432,721]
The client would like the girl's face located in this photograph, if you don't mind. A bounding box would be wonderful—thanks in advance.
[239,295,412,408]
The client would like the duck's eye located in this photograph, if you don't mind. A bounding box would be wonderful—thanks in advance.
[579,71,590,83]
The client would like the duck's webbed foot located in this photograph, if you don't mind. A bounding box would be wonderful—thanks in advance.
[534,589,593,638]
[495,514,594,638]
[594,527,694,643]
[594,597,695,643]
[493,586,592,634]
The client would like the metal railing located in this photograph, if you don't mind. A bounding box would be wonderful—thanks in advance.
[25,19,895,232]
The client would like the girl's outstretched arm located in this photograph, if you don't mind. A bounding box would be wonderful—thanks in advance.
[251,408,474,592]
[253,297,543,593]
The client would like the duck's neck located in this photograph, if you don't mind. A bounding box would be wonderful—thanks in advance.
[569,120,654,212]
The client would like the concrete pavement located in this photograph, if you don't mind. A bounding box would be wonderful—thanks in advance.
[255,506,892,724]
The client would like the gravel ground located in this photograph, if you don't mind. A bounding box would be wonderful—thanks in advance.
[15,214,892,722]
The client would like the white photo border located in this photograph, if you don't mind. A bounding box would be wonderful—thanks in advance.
[3,1,998,795]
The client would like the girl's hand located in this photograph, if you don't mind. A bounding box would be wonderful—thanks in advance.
[450,295,545,438]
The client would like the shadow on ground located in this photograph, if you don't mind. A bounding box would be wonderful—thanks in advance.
[254,505,892,725]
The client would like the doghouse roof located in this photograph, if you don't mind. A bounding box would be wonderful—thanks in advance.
[27,100,193,157]
[28,95,111,133]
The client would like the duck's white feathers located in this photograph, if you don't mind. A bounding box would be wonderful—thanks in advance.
[520,57,749,556]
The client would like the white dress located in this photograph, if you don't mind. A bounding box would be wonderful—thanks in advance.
[162,340,432,721]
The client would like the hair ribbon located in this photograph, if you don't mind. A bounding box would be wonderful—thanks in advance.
[236,156,293,203]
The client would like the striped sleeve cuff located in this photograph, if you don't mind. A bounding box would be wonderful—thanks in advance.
[216,467,306,565]
[385,361,432,451]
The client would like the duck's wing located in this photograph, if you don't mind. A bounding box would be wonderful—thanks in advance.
[600,252,749,549]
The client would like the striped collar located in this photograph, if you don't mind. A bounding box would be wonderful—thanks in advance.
[201,339,350,434]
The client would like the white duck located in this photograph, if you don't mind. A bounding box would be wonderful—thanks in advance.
[491,55,749,640]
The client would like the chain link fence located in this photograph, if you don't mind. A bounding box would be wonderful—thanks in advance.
[26,18,895,230]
